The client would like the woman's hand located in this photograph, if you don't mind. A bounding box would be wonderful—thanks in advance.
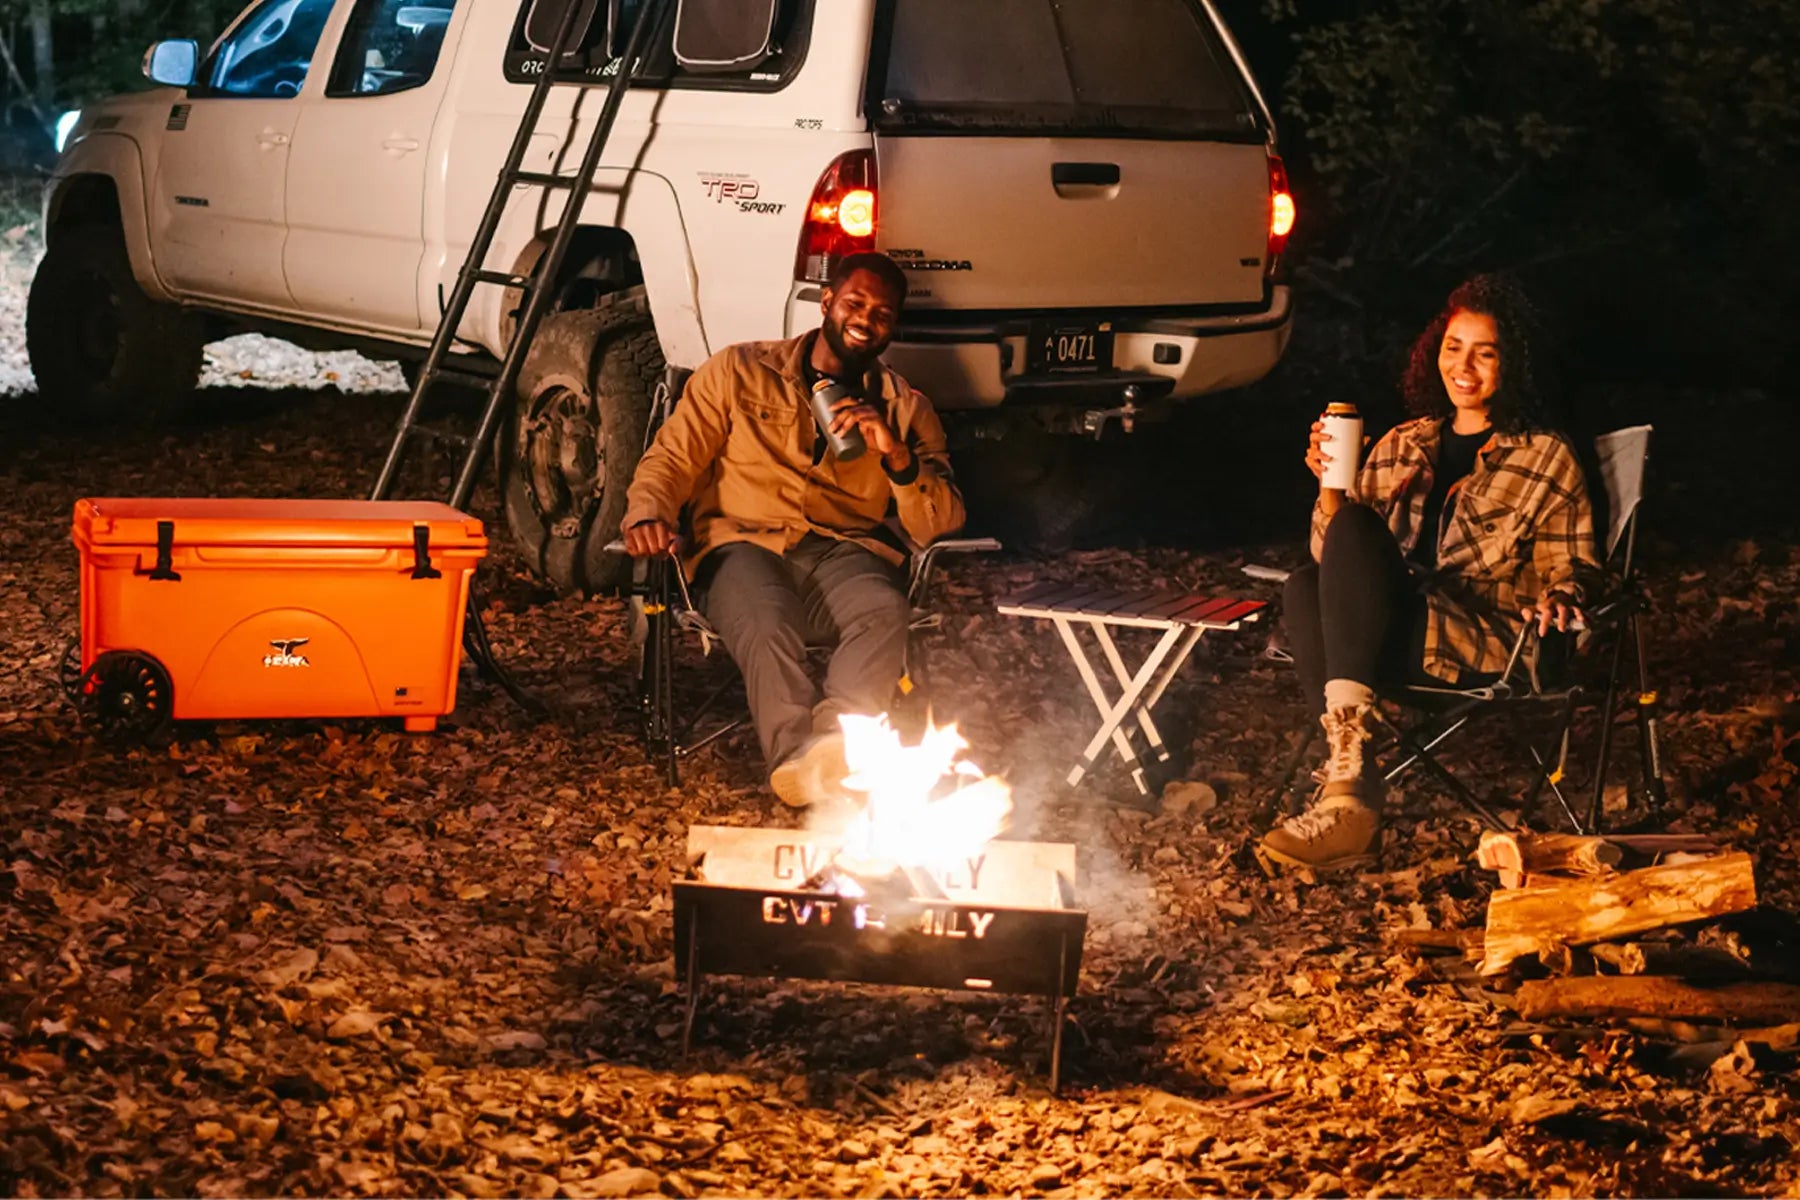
[1521,592,1586,637]
[1305,419,1331,481]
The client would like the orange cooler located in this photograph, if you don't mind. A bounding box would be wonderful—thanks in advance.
[73,498,488,732]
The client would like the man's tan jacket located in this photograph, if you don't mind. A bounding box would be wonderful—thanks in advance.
[623,333,966,574]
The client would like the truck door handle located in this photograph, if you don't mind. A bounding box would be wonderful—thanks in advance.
[1053,162,1120,186]
[383,136,421,154]
[257,128,290,148]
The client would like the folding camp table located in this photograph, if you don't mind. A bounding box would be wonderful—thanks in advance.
[997,584,1266,795]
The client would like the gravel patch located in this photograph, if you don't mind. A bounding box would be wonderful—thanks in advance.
[0,237,406,400]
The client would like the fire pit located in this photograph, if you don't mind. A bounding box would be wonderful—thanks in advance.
[675,825,1087,1090]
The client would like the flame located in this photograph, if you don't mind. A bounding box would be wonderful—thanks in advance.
[831,714,1012,875]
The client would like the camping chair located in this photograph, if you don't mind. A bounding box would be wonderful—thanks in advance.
[619,535,1000,787]
[1264,425,1666,835]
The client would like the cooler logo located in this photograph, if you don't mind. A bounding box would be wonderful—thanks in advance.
[263,638,311,668]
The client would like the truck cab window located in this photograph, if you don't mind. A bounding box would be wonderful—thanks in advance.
[207,0,338,97]
[330,0,462,96]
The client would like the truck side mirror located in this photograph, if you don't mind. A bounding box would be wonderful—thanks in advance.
[144,39,201,88]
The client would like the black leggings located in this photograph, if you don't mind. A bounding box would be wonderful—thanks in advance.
[1283,503,1441,716]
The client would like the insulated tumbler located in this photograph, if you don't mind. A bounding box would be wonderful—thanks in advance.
[810,378,867,462]
[1319,402,1362,491]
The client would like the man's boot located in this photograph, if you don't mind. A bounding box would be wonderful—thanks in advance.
[1259,703,1382,871]
[769,730,850,808]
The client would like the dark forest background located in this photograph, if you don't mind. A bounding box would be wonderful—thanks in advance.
[1,0,1795,396]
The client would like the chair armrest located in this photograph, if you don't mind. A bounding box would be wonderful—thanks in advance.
[907,537,1002,610]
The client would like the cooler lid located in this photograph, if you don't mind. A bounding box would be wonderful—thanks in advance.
[74,498,487,549]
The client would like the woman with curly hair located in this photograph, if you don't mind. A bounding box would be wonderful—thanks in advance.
[1260,274,1599,872]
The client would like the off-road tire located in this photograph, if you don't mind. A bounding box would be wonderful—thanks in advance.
[502,289,661,596]
[27,231,206,425]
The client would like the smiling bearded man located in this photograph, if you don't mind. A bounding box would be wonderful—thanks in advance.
[622,251,966,807]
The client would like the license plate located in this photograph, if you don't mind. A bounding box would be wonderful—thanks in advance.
[1027,320,1113,374]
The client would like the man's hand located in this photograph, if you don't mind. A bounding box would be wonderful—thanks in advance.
[828,396,903,462]
[623,518,678,558]
[1521,592,1586,637]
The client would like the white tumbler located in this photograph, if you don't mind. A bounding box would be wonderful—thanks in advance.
[1320,402,1362,492]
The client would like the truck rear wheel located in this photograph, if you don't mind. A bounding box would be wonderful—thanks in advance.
[502,289,660,596]
[27,231,206,425]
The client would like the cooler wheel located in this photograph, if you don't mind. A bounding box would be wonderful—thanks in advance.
[75,650,175,743]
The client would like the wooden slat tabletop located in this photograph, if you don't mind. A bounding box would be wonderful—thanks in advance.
[1000,585,1266,630]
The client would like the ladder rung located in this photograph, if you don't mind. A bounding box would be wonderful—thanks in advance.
[470,268,534,289]
[431,365,501,391]
[513,170,582,190]
[403,427,475,450]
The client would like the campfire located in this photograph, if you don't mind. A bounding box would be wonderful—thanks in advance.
[673,716,1086,1089]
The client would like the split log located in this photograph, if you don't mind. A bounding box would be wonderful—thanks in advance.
[1588,941,1753,980]
[1477,832,1724,888]
[1477,831,1623,888]
[1515,976,1800,1026]
[1480,852,1757,975]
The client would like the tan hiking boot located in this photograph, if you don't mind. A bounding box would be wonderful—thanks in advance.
[1258,793,1380,871]
[768,732,849,808]
[1258,703,1383,871]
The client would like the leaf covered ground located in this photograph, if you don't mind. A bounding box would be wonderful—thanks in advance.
[2,321,1798,1196]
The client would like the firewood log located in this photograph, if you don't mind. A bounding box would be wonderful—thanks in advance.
[1588,941,1754,980]
[1480,852,1757,975]
[1477,831,1622,889]
[1477,832,1724,889]
[1515,976,1800,1025]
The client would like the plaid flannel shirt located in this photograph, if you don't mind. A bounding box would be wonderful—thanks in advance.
[1311,417,1598,683]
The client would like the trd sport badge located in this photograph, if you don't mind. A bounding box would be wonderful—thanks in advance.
[263,638,311,668]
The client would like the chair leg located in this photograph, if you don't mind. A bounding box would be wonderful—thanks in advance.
[1585,613,1632,832]
[660,610,679,788]
[1521,690,1585,834]
[1389,723,1511,832]
[1263,722,1320,822]
[643,560,680,790]
[1631,612,1668,817]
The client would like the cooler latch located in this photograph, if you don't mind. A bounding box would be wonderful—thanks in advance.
[410,524,442,580]
[145,520,182,582]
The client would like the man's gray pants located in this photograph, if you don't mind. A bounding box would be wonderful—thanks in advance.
[699,535,910,773]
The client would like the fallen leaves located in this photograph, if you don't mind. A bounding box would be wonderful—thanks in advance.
[325,1009,386,1039]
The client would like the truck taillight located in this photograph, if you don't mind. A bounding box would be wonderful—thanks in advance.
[796,150,877,283]
[1267,154,1295,270]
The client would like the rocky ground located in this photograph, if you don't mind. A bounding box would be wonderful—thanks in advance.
[2,226,1798,1197]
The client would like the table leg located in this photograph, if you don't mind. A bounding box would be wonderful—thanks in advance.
[1053,617,1141,778]
[1064,624,1185,791]
[1094,622,1204,765]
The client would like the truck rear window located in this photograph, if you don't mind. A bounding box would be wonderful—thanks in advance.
[871,0,1260,139]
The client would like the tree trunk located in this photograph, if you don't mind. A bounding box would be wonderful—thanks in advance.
[28,0,52,112]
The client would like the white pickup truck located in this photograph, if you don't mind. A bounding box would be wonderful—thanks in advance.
[34,0,1294,592]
